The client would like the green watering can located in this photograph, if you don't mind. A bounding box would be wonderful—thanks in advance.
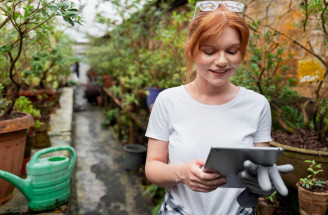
[0,145,76,212]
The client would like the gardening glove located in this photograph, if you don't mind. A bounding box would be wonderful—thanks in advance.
[236,160,294,208]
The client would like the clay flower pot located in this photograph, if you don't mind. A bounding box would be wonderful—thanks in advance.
[297,183,328,215]
[0,112,34,204]
[256,197,279,215]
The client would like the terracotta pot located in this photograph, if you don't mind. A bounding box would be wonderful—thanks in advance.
[0,112,34,205]
[103,75,114,88]
[96,95,102,107]
[19,88,56,103]
[297,183,328,215]
[256,197,279,215]
[270,141,328,189]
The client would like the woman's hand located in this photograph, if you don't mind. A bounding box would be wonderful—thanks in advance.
[177,158,227,192]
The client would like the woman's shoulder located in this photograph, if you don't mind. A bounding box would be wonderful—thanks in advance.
[158,85,184,98]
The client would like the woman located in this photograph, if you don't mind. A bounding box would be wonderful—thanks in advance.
[145,1,290,214]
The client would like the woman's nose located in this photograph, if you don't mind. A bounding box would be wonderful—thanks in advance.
[214,52,228,67]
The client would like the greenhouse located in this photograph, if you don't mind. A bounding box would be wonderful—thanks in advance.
[0,0,327,214]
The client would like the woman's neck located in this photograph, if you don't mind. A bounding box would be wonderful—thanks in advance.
[186,79,239,105]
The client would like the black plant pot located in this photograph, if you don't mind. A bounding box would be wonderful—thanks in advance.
[123,144,147,171]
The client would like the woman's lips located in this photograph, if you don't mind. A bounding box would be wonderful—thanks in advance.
[209,68,230,76]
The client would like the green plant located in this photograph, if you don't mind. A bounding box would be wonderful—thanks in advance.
[109,85,122,98]
[102,107,119,127]
[264,0,328,143]
[22,31,77,89]
[13,96,42,128]
[265,191,277,204]
[87,0,188,105]
[232,17,302,134]
[122,93,139,108]
[232,0,328,147]
[299,160,326,189]
[142,184,166,215]
[0,0,81,117]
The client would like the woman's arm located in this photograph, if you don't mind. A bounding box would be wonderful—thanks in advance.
[145,138,227,192]
[145,138,181,187]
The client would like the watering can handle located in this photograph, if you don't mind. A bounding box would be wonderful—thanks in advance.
[30,145,76,172]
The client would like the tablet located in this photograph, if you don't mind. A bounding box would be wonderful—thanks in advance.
[203,147,284,188]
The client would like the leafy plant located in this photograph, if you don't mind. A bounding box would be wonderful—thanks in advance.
[109,85,122,98]
[102,107,119,127]
[0,0,81,117]
[122,93,139,108]
[86,0,188,107]
[232,18,302,134]
[299,160,326,189]
[232,0,328,146]
[13,96,42,128]
[142,184,166,215]
[262,0,328,143]
[265,191,277,204]
[22,32,77,90]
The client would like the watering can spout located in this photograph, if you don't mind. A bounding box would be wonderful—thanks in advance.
[0,170,31,200]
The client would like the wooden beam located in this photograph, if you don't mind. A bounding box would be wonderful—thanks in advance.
[103,87,147,131]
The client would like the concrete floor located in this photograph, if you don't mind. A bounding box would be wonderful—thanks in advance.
[69,85,151,215]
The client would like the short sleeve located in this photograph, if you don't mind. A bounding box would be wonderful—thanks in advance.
[253,99,272,143]
[145,93,170,141]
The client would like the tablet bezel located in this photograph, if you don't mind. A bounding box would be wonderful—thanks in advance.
[203,147,284,188]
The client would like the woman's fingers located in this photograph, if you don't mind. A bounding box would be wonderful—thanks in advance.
[180,158,227,192]
[188,177,227,192]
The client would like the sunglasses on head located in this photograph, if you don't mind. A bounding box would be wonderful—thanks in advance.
[193,1,245,18]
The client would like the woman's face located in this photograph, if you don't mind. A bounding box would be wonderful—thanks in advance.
[194,26,242,88]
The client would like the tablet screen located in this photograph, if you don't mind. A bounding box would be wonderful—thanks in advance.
[204,147,284,188]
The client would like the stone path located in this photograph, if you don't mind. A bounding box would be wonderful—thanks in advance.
[69,85,151,215]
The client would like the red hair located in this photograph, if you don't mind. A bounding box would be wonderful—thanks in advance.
[185,6,249,82]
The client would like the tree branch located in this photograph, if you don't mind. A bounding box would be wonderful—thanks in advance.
[24,12,55,34]
[266,25,327,68]
[303,0,309,32]
[0,17,10,30]
[320,0,328,35]
[271,102,295,133]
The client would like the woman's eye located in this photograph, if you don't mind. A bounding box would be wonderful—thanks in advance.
[227,50,239,55]
[203,50,215,55]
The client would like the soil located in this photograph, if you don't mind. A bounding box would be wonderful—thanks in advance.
[298,181,328,193]
[258,197,278,206]
[272,129,328,151]
[0,112,25,121]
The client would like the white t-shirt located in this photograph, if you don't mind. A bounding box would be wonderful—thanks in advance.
[145,85,272,215]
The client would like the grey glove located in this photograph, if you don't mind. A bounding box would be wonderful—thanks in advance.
[240,160,294,196]
[237,160,294,208]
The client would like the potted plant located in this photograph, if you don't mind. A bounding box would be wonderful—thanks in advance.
[256,191,279,215]
[297,160,328,215]
[13,96,42,174]
[0,85,34,205]
[0,0,81,204]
